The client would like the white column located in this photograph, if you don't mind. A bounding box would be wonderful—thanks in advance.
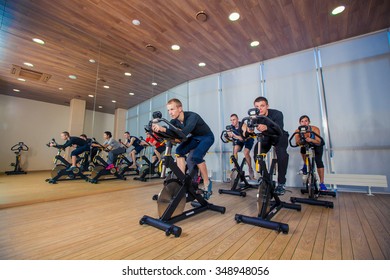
[114,108,127,140]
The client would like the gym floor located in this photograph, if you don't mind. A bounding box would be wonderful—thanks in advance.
[0,171,389,260]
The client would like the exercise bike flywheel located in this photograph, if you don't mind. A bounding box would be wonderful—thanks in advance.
[230,169,239,189]
[157,181,186,218]
[257,180,271,218]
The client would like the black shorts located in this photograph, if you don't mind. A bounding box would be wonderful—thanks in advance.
[234,137,254,151]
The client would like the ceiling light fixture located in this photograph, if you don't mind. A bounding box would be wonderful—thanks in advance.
[17,78,26,82]
[198,62,206,67]
[32,38,45,45]
[88,94,94,98]
[112,100,116,103]
[98,105,103,109]
[332,6,345,15]
[124,72,132,76]
[229,12,240,21]
[151,82,157,86]
[59,88,63,90]
[89,59,96,63]
[23,62,34,67]
[68,75,77,80]
[13,89,20,92]
[171,44,180,51]
[250,41,260,47]
[132,19,141,25]
[146,44,156,52]
[129,92,135,96]
[103,85,110,89]
[120,62,130,68]
[196,11,208,22]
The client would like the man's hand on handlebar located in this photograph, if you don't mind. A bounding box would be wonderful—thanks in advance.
[152,123,166,133]
[256,124,268,133]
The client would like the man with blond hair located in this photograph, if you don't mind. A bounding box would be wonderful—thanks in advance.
[152,98,214,199]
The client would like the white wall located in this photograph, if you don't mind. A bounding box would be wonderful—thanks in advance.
[0,95,114,172]
[84,110,115,143]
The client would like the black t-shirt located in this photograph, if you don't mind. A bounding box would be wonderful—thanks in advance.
[126,136,143,149]
[169,111,212,137]
[264,108,288,136]
[56,136,88,149]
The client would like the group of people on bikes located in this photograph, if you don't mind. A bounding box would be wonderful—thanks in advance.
[51,96,326,197]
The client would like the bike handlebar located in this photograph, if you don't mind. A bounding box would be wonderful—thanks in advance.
[289,125,325,148]
[220,125,234,144]
[11,142,29,152]
[145,111,187,143]
[241,108,283,138]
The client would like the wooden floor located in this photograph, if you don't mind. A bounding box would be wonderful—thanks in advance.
[0,171,389,260]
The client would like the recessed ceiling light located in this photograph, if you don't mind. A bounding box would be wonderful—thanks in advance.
[13,89,20,92]
[151,82,158,86]
[229,12,240,21]
[89,59,96,63]
[17,78,26,82]
[32,38,45,45]
[98,105,103,109]
[103,85,110,89]
[68,75,77,80]
[23,62,34,67]
[171,44,180,51]
[132,19,141,25]
[112,100,116,103]
[129,92,135,96]
[59,88,63,90]
[196,11,208,22]
[124,72,132,76]
[88,94,94,98]
[198,62,206,67]
[250,41,260,47]
[332,6,345,15]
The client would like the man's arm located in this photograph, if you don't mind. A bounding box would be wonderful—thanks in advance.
[52,139,72,149]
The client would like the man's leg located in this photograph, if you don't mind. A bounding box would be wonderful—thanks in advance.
[274,134,289,195]
[244,148,254,179]
[176,157,186,174]
[130,150,137,168]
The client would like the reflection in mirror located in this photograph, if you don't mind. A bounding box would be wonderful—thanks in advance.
[0,0,102,134]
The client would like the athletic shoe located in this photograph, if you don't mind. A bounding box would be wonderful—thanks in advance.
[300,164,307,175]
[203,180,213,200]
[105,163,115,170]
[320,183,327,191]
[274,184,286,196]
[66,166,76,172]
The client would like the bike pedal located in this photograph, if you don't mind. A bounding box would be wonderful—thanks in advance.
[203,191,212,200]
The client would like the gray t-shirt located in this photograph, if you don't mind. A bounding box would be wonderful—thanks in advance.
[103,138,121,150]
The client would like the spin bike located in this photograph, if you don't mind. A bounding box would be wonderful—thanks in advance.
[115,139,139,177]
[88,139,126,184]
[5,142,29,175]
[289,126,335,208]
[45,139,89,184]
[235,109,301,234]
[133,144,162,182]
[218,126,258,197]
[140,112,226,237]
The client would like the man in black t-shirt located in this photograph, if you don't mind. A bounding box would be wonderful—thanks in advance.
[50,131,89,171]
[152,98,214,199]
[252,97,289,195]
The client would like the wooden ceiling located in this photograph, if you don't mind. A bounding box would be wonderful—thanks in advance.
[1,0,389,114]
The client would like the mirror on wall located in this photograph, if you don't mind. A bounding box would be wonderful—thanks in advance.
[0,1,102,135]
